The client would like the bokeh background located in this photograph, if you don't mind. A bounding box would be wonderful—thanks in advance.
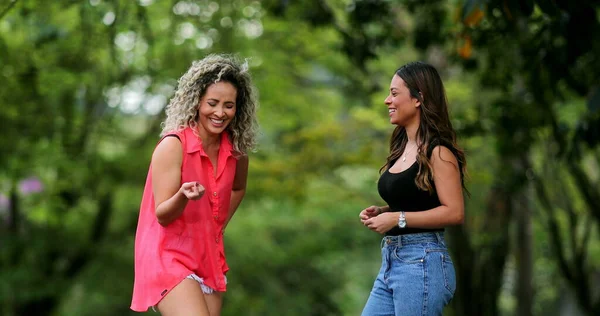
[1,0,599,315]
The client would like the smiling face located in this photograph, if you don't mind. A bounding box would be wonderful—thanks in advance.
[196,81,237,137]
[384,74,421,127]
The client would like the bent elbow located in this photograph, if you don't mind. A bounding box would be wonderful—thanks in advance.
[233,188,246,198]
[155,212,171,227]
[454,208,465,225]
[157,218,169,227]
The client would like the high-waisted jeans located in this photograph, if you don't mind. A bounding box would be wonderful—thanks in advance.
[361,232,456,316]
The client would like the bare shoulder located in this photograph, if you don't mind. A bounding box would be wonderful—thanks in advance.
[233,154,249,189]
[430,145,458,168]
[237,154,249,164]
[234,154,249,172]
[152,136,183,165]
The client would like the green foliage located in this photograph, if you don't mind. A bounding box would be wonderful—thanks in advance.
[1,0,599,315]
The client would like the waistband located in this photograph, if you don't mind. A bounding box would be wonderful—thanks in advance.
[381,232,445,248]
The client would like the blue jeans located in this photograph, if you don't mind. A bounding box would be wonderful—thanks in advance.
[361,232,456,316]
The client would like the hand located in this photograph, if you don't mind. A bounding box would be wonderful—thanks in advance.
[359,205,382,224]
[364,212,398,234]
[180,182,205,200]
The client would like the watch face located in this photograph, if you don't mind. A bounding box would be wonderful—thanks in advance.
[398,212,407,228]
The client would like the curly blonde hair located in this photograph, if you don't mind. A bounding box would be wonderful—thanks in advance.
[161,54,259,155]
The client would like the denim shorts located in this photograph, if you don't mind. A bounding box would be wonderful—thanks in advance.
[361,232,456,316]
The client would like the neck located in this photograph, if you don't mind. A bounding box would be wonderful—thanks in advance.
[196,125,221,149]
[404,120,419,145]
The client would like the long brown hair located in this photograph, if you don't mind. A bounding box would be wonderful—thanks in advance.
[380,61,468,194]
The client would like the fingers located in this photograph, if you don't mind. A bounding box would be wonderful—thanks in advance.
[359,206,380,221]
[190,182,205,200]
[181,182,194,190]
[360,207,386,234]
[364,206,381,217]
[364,218,382,233]
[195,182,205,195]
[359,210,369,221]
[363,207,375,215]
[181,182,205,200]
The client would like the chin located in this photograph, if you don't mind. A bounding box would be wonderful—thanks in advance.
[208,127,227,135]
[391,115,412,127]
[390,118,402,126]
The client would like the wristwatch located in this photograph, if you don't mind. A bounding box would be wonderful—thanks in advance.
[398,211,407,228]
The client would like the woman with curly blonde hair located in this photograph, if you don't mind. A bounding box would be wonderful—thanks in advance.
[131,54,259,316]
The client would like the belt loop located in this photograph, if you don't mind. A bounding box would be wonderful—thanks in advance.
[398,235,403,247]
[381,237,386,249]
[435,232,443,245]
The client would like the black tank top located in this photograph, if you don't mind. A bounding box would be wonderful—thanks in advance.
[377,141,448,236]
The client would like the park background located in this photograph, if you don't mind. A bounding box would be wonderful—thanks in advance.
[1,0,600,315]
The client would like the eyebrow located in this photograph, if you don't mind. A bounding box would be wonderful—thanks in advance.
[390,88,398,92]
[207,98,219,102]
[208,98,236,104]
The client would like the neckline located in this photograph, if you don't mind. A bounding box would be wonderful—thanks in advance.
[386,160,418,175]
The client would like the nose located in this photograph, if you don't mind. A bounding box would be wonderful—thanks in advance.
[384,95,392,104]
[214,106,225,117]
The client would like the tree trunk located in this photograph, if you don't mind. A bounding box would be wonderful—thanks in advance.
[448,185,512,316]
[515,179,533,316]
[16,297,57,316]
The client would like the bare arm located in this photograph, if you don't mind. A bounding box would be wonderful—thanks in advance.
[224,155,248,229]
[403,145,464,228]
[152,136,204,226]
[364,146,464,233]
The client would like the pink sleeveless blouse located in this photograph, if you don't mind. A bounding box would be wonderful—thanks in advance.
[130,127,237,312]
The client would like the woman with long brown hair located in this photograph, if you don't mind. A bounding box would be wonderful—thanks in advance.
[360,61,467,315]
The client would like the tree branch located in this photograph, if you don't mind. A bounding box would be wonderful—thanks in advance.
[91,193,113,242]
[576,215,592,273]
[540,88,600,222]
[532,168,595,313]
[0,0,18,21]
[8,182,18,233]
[531,171,573,282]
[107,0,120,64]
[556,167,580,264]
[566,160,600,222]
[137,3,155,64]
